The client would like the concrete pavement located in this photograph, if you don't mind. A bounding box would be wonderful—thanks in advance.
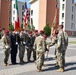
[0,39,76,75]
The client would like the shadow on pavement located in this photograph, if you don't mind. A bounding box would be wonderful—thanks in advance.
[45,57,55,61]
[65,62,76,67]
[43,62,76,72]
[46,63,55,66]
[43,66,59,72]
[65,67,76,72]
[65,62,76,72]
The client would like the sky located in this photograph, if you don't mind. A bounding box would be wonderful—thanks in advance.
[18,0,76,8]
[18,0,30,8]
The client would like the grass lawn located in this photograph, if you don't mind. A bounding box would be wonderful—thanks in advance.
[69,41,76,44]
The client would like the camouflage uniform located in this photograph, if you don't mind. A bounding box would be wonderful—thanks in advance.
[34,35,46,71]
[49,35,58,60]
[2,34,10,65]
[19,32,26,63]
[56,31,68,69]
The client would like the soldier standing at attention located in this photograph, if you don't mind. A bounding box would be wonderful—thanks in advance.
[56,25,68,72]
[19,29,26,64]
[2,30,11,66]
[34,30,46,72]
[32,30,39,61]
[10,31,19,65]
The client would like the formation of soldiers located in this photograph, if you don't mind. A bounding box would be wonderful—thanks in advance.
[0,24,68,72]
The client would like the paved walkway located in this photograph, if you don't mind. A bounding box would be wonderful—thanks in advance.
[0,39,76,75]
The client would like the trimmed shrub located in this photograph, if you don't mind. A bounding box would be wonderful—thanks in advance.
[43,23,51,37]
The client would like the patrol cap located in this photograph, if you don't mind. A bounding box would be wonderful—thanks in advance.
[34,30,38,33]
[40,30,44,34]
[29,31,32,34]
[5,30,9,34]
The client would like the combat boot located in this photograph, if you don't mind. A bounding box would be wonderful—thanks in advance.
[43,64,47,67]
[20,59,24,64]
[37,66,42,72]
[55,63,59,67]
[4,63,9,66]
[56,68,64,72]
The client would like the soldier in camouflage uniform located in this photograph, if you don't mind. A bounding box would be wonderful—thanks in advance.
[2,30,11,66]
[56,25,68,72]
[34,30,46,72]
[1,28,6,49]
[48,30,58,66]
[19,30,26,64]
[32,30,39,61]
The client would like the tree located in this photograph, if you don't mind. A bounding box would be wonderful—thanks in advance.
[31,24,35,31]
[8,23,14,31]
[28,25,31,31]
[21,24,23,29]
[43,23,51,37]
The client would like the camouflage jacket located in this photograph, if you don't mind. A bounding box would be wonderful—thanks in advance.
[34,35,46,53]
[56,31,68,51]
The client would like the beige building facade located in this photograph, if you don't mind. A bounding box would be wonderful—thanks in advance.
[29,0,57,31]
[58,0,76,36]
[29,0,76,36]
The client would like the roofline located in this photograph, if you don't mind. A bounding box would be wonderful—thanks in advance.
[29,0,38,4]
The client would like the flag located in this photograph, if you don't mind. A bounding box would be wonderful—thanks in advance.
[14,0,20,31]
[23,2,29,27]
[51,8,59,36]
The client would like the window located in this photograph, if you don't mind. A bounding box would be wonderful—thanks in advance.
[9,4,11,9]
[22,18,23,22]
[56,4,58,8]
[31,18,33,24]
[14,4,15,8]
[62,4,65,10]
[22,12,24,16]
[72,0,74,4]
[71,14,73,21]
[72,6,74,12]
[31,10,33,16]
[56,0,58,2]
[62,22,64,25]
[22,5,24,10]
[71,23,73,29]
[13,17,15,21]
[9,10,11,15]
[62,13,64,19]
[9,17,11,22]
[13,10,15,14]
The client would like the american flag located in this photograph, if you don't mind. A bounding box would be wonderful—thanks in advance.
[23,2,29,26]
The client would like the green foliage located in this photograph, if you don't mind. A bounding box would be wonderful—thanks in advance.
[8,23,14,31]
[21,24,23,29]
[28,25,31,31]
[31,24,35,31]
[43,23,51,37]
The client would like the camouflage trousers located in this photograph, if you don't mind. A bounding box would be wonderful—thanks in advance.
[56,50,66,68]
[35,51,44,70]
[27,46,36,61]
[19,44,25,61]
[4,48,10,64]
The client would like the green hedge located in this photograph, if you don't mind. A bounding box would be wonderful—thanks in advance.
[8,23,14,31]
[43,23,51,37]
